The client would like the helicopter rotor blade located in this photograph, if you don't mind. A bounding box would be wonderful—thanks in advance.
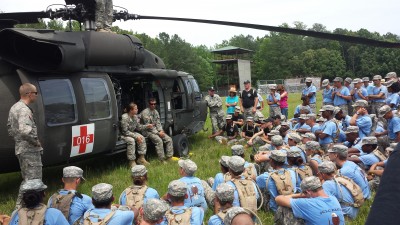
[130,15,400,48]
[0,11,49,24]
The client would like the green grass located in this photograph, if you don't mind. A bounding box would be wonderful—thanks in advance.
[0,92,371,224]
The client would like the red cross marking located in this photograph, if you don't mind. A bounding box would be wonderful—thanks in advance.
[72,126,94,154]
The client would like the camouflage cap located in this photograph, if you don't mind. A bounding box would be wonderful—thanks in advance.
[299,105,311,112]
[300,176,322,191]
[386,147,394,152]
[274,125,282,131]
[63,166,85,180]
[344,126,359,134]
[385,72,397,79]
[390,143,398,149]
[321,79,330,87]
[271,135,283,146]
[333,77,343,82]
[267,130,281,136]
[352,78,362,84]
[327,144,348,155]
[168,180,187,197]
[373,75,382,80]
[20,179,47,193]
[361,137,378,146]
[287,149,302,158]
[143,198,169,222]
[385,80,395,88]
[318,161,337,174]
[209,86,215,91]
[352,100,368,108]
[305,141,320,151]
[219,156,231,168]
[234,106,241,112]
[316,117,326,122]
[319,105,335,112]
[269,84,277,89]
[216,183,235,202]
[305,77,313,83]
[226,114,233,120]
[223,207,250,225]
[270,150,287,162]
[378,105,391,117]
[301,132,316,141]
[231,145,245,156]
[178,159,198,176]
[92,183,113,201]
[281,121,289,126]
[307,113,316,120]
[345,77,353,83]
[299,114,308,120]
[228,156,246,173]
[287,132,301,143]
[131,165,147,177]
[280,115,286,121]
[333,106,342,116]
[362,77,370,82]
[246,117,253,122]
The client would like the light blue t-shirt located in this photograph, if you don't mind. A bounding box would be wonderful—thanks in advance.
[323,180,359,219]
[226,96,239,114]
[10,208,69,225]
[333,87,350,106]
[356,115,372,139]
[212,173,225,191]
[208,214,223,225]
[226,177,259,208]
[340,161,370,199]
[339,115,351,131]
[267,93,281,107]
[291,196,345,225]
[319,120,337,145]
[293,123,311,131]
[119,186,160,206]
[371,85,388,103]
[366,84,374,95]
[267,169,298,212]
[312,124,321,132]
[47,189,94,225]
[388,116,400,140]
[294,105,311,115]
[290,146,307,163]
[310,155,322,165]
[386,93,399,110]
[354,87,368,101]
[179,176,208,211]
[303,85,317,104]
[83,208,134,225]
[160,205,204,225]
[359,153,380,170]
[323,87,334,104]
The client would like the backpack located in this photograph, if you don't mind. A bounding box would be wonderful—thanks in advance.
[269,170,295,196]
[231,178,257,213]
[334,175,365,208]
[243,163,255,180]
[295,165,313,181]
[123,185,148,209]
[372,149,387,162]
[49,190,78,221]
[223,172,232,182]
[17,203,47,225]
[83,210,116,225]
[217,208,229,221]
[165,207,192,225]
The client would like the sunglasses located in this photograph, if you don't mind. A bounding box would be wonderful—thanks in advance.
[149,103,157,105]
[26,92,38,95]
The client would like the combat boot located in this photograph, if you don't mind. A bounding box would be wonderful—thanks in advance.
[129,160,136,168]
[136,155,150,165]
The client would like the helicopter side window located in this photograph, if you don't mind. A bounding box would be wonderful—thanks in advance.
[39,79,77,126]
[81,78,112,120]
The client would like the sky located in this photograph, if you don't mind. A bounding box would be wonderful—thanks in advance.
[1,0,399,47]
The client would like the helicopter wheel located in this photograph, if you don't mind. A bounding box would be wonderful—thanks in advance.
[172,134,189,158]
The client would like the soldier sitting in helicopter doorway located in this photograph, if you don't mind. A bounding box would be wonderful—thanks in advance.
[95,0,113,32]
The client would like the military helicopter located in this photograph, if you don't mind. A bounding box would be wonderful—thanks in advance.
[1,0,400,175]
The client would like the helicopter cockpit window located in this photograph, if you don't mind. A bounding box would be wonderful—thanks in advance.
[39,79,77,126]
[81,78,112,120]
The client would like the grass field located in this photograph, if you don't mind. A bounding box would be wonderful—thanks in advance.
[0,92,372,224]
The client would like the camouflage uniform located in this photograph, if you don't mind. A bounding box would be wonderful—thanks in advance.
[275,206,306,225]
[140,108,173,160]
[95,0,114,30]
[7,100,43,209]
[120,113,147,161]
[205,94,225,134]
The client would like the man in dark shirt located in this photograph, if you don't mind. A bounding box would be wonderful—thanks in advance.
[241,117,260,141]
[240,80,258,120]
[209,115,239,145]
[232,106,244,129]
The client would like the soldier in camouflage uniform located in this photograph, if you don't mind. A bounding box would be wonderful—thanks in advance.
[140,98,173,162]
[120,103,149,167]
[7,83,43,209]
[205,87,225,134]
[95,0,114,31]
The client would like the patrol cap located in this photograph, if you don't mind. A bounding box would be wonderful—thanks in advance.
[301,132,316,141]
[352,78,362,84]
[327,144,348,155]
[168,180,187,197]
[316,117,326,122]
[385,72,397,79]
[219,156,231,167]
[231,145,245,156]
[178,159,198,176]
[344,126,359,134]
[305,77,313,83]
[386,147,394,152]
[92,183,113,201]
[300,176,322,191]
[345,77,353,83]
[63,166,85,180]
[281,121,289,126]
[216,183,235,202]
[270,150,287,162]
[131,165,147,177]
[20,179,47,193]
[318,161,337,174]
[209,86,215,91]
[352,100,368,108]
[299,114,308,120]
[373,75,382,80]
[361,137,378,146]
[299,105,310,113]
[280,115,286,121]
[226,114,233,120]
[234,106,241,112]
[390,143,398,149]
[333,77,343,82]
[362,77,370,82]
[385,80,395,88]
[269,84,277,89]
[287,132,301,143]
[287,149,302,158]
[333,107,342,116]
[142,198,169,222]
[321,79,330,87]
[243,80,251,84]
[224,207,250,225]
[307,113,316,120]
[271,135,283,146]
[378,105,391,117]
[228,156,246,173]
[246,117,253,122]
[305,141,320,151]
[319,105,335,112]
[267,130,281,136]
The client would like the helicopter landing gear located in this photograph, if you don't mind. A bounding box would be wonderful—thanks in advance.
[173,134,189,158]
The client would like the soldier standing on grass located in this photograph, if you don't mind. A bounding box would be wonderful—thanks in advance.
[204,87,225,135]
[301,78,317,113]
[240,80,258,120]
[7,83,43,210]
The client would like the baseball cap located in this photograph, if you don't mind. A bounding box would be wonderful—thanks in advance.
[271,135,283,146]
[243,80,250,84]
[234,106,241,112]
[178,159,198,176]
[209,86,215,91]
[267,130,280,136]
[226,115,233,120]
[305,141,320,151]
[385,80,395,88]
[63,166,85,180]
[287,149,302,158]
[269,84,277,89]
[301,132,316,141]
[246,117,253,122]
[287,132,301,143]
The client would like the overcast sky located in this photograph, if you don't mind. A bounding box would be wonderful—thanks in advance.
[1,0,399,47]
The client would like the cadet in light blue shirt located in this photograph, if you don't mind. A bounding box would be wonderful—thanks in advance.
[315,105,338,151]
[211,156,231,191]
[318,120,337,145]
[332,77,351,106]
[321,79,334,105]
[10,208,70,225]
[267,91,281,107]
[208,183,235,225]
[302,78,317,104]
[348,137,381,170]
[380,105,400,141]
[386,80,399,110]
[371,79,388,103]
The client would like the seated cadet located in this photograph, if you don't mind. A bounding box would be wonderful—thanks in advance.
[304,114,319,133]
[287,133,307,163]
[276,176,345,225]
[294,97,311,119]
[254,135,286,169]
[247,118,273,146]
[257,130,281,151]
[231,145,257,180]
[313,116,326,132]
[379,105,400,142]
[83,183,137,225]
[385,80,400,110]
[299,132,316,152]
[160,180,204,225]
[304,141,324,175]
[48,166,93,225]
[287,149,313,184]
[208,183,235,223]
[315,105,339,152]
[348,137,387,171]
[138,199,169,225]
[334,107,351,131]
[223,207,257,225]
[231,106,244,130]
[9,179,69,225]
[177,159,208,211]
[293,114,311,133]
[240,117,260,143]
[344,126,363,155]
[226,156,259,213]
[350,100,372,139]
[209,115,239,145]
[319,161,363,220]
[367,146,394,191]
[119,165,159,209]
[256,151,298,212]
[328,145,371,199]
[210,156,231,190]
